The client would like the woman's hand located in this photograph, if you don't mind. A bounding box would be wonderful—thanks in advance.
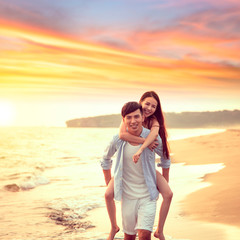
[132,148,143,163]
[133,139,159,163]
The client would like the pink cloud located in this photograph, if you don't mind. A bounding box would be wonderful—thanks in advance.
[118,6,240,65]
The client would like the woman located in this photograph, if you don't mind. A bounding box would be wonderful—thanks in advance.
[104,91,173,240]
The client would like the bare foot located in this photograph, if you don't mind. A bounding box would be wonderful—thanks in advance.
[154,231,165,240]
[107,226,120,240]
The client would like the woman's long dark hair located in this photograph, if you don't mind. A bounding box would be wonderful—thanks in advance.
[139,91,170,159]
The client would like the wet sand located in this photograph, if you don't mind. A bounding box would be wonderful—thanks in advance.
[170,129,240,228]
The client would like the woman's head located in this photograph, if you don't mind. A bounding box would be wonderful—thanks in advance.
[139,91,161,118]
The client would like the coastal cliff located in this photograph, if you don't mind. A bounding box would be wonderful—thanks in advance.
[66,110,240,128]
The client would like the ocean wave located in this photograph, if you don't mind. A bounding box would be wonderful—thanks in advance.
[3,174,50,192]
[19,174,50,190]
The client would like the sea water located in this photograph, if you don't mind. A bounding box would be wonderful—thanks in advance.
[0,127,225,240]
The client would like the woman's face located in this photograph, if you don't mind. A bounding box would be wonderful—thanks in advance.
[141,97,158,118]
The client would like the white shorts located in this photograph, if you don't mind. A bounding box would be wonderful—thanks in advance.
[121,195,156,235]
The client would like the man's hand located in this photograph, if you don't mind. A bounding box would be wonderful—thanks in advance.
[148,139,159,151]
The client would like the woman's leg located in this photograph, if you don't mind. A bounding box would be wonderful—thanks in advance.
[154,170,173,240]
[105,178,120,240]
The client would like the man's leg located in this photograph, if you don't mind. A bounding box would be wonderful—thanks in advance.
[138,229,151,240]
[136,197,157,240]
[122,196,138,237]
[124,233,136,240]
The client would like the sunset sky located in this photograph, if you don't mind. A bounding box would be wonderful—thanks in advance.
[0,0,239,126]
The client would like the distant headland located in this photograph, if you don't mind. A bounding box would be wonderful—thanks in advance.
[66,110,240,128]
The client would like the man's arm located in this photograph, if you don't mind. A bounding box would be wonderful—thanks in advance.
[103,169,112,186]
[154,136,171,168]
[154,135,171,182]
[162,168,169,183]
[100,135,118,183]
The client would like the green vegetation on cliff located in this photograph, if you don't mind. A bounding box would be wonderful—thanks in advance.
[66,110,240,128]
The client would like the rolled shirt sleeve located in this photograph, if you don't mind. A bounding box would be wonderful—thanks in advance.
[154,135,171,168]
[100,135,118,170]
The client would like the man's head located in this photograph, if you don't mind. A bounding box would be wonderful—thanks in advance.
[121,102,143,135]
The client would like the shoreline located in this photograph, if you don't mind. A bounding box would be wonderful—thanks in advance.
[84,129,240,239]
[170,129,240,228]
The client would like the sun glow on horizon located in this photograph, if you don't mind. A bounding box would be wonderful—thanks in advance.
[0,101,15,126]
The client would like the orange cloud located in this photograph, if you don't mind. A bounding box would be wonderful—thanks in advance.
[0,17,239,103]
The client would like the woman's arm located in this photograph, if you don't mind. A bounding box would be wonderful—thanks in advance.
[119,120,145,144]
[132,119,160,163]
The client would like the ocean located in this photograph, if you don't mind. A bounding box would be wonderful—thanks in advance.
[0,127,226,240]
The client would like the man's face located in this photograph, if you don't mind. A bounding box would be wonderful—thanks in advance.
[123,109,143,135]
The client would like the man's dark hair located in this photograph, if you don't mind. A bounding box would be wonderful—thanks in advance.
[121,101,142,117]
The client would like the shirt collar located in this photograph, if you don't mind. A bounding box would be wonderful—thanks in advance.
[139,126,146,138]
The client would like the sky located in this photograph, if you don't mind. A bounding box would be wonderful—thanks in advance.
[0,0,239,126]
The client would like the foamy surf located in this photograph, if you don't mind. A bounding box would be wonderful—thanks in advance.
[3,174,50,191]
[19,174,50,190]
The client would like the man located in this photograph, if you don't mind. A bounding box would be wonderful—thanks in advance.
[100,102,171,240]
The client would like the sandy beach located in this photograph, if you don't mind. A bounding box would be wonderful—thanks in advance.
[170,129,240,228]
[85,129,240,240]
